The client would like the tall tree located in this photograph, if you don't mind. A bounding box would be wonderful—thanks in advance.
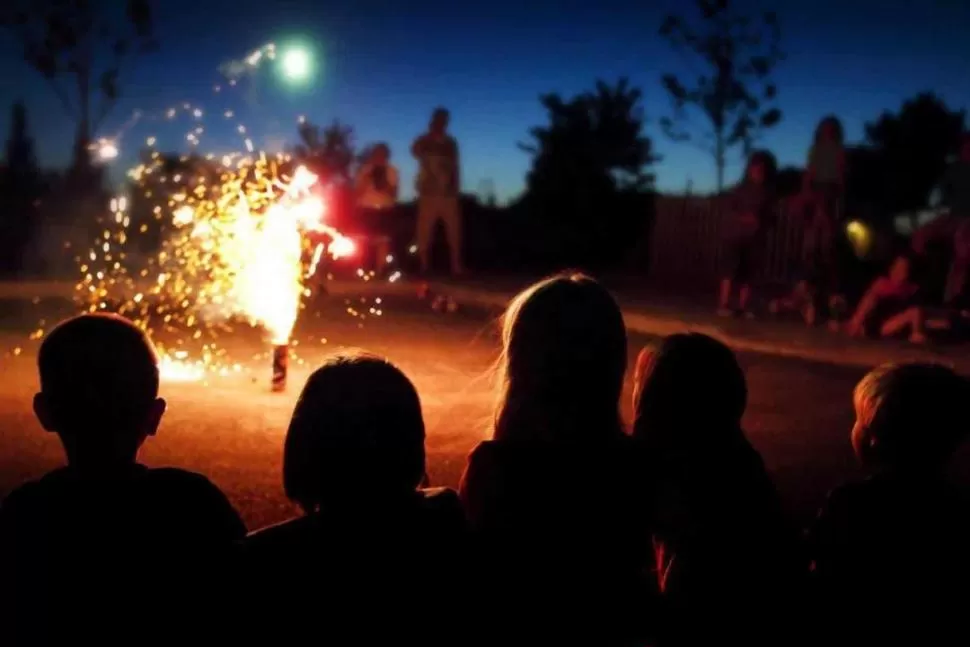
[519,78,659,268]
[863,92,966,214]
[0,101,41,275]
[3,101,39,189]
[521,77,659,204]
[1,0,156,173]
[658,0,783,192]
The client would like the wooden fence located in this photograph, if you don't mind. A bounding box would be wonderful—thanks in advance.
[648,195,809,289]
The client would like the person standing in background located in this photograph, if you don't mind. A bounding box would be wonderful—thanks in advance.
[801,116,848,324]
[412,107,463,276]
[770,116,848,326]
[717,151,778,318]
[354,143,400,275]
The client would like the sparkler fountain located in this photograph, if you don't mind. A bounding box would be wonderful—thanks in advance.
[66,42,371,390]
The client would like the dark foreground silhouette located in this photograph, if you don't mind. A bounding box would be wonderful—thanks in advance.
[0,314,245,643]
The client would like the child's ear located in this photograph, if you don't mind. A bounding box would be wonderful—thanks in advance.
[32,393,56,433]
[143,397,167,438]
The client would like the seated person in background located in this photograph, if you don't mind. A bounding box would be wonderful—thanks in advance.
[354,143,400,274]
[807,363,970,643]
[241,352,467,644]
[632,333,806,646]
[460,274,658,646]
[0,314,245,643]
[844,254,926,343]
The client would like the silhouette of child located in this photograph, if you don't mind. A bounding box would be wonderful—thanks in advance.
[844,254,925,343]
[771,117,849,326]
[718,151,778,318]
[460,273,658,646]
[241,352,466,643]
[0,313,245,642]
[632,333,805,646]
[808,363,970,641]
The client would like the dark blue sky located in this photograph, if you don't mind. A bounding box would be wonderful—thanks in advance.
[2,0,969,201]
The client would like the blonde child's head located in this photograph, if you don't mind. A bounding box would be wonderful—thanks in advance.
[852,363,969,471]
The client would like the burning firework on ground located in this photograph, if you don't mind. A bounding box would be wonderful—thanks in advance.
[68,42,380,387]
[79,154,355,386]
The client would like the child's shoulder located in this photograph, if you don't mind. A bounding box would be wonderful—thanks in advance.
[827,473,969,517]
[416,487,467,537]
[418,486,462,514]
[0,467,74,514]
[143,466,224,492]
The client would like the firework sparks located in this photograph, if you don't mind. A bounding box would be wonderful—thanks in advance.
[47,41,395,385]
[78,153,355,382]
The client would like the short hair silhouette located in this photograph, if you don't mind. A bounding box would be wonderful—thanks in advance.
[37,313,160,431]
[814,115,845,146]
[431,107,449,125]
[372,142,390,159]
[852,363,970,469]
[283,352,426,511]
[744,149,778,185]
[34,313,163,466]
[633,333,747,450]
[493,272,627,442]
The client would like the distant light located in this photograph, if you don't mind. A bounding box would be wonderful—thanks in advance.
[845,220,872,257]
[845,220,866,238]
[280,47,311,82]
[97,141,119,161]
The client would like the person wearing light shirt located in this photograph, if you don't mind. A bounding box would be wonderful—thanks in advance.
[354,143,399,273]
[411,107,462,275]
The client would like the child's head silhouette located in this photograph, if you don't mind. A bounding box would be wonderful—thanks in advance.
[853,363,970,471]
[633,333,747,453]
[744,150,777,186]
[34,313,165,468]
[493,272,627,442]
[815,115,844,146]
[283,352,426,512]
[371,142,390,165]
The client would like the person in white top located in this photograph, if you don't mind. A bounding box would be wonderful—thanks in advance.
[411,107,462,275]
[354,143,400,273]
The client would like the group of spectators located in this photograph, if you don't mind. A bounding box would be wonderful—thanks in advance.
[2,273,969,645]
[720,122,970,346]
[347,107,464,277]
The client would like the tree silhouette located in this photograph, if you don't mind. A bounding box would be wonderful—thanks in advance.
[658,0,783,192]
[292,118,356,183]
[863,92,966,214]
[518,78,658,269]
[3,101,39,190]
[1,101,42,275]
[1,0,156,173]
[521,77,659,206]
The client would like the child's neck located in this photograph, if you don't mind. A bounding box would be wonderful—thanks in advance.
[64,445,141,476]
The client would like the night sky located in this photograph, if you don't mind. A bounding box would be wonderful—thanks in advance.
[1,0,968,202]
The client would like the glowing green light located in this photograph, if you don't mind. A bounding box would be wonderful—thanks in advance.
[280,47,311,82]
